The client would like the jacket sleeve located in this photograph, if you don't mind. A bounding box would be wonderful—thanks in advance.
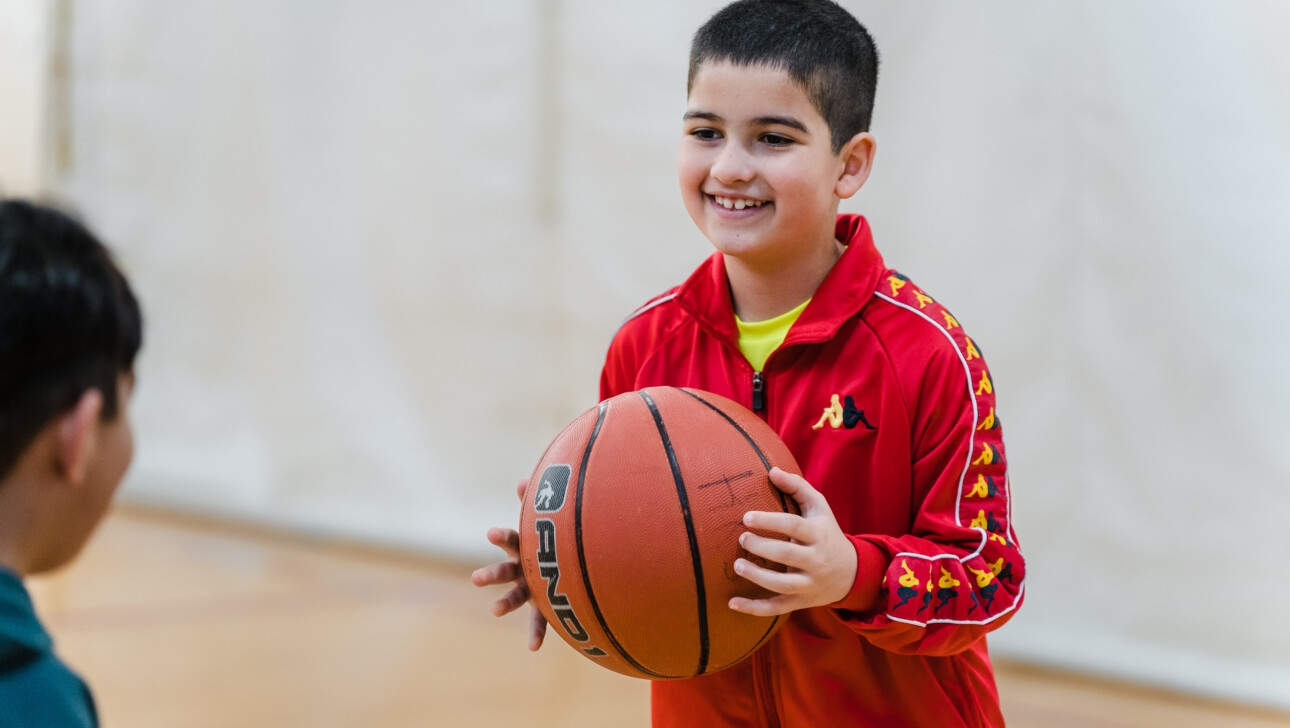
[829,308,1025,656]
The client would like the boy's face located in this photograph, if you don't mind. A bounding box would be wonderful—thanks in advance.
[679,62,848,267]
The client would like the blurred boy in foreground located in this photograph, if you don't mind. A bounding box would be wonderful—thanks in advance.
[0,200,142,728]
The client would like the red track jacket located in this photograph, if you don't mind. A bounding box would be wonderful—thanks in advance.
[600,215,1024,727]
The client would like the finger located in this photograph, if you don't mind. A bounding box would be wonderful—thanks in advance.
[739,531,811,569]
[729,593,798,617]
[516,478,530,501]
[529,606,548,651]
[486,527,521,558]
[742,511,813,542]
[471,559,523,587]
[734,557,810,594]
[490,583,531,617]
[768,467,827,513]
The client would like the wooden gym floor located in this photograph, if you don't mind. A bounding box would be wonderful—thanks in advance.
[27,505,1290,728]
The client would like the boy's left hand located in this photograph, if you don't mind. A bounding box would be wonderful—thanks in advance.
[729,467,858,616]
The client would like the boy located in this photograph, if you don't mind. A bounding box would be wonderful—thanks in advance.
[0,200,142,728]
[475,1,1024,725]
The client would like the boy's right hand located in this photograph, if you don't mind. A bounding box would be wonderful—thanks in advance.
[470,478,549,651]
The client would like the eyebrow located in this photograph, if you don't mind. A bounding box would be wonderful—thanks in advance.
[682,110,810,134]
[753,115,809,133]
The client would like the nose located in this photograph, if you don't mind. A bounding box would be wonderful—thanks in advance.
[710,141,754,185]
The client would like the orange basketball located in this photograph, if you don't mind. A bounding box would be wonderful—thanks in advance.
[518,386,801,679]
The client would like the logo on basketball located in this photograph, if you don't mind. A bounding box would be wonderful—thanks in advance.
[535,517,605,656]
[534,464,571,513]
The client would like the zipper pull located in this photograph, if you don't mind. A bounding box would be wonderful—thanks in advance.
[752,372,765,412]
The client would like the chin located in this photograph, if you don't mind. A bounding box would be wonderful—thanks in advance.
[28,546,85,576]
[704,227,777,257]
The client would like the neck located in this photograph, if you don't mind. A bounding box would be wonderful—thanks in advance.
[0,495,29,576]
[726,233,845,322]
[0,469,53,577]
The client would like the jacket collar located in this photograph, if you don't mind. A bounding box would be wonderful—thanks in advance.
[674,214,886,350]
[0,568,51,669]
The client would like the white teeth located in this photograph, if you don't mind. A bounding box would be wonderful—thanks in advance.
[713,195,764,210]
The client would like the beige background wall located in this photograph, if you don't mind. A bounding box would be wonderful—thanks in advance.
[0,0,52,194]
[2,0,1287,710]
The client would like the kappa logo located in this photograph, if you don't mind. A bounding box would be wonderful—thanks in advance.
[534,464,571,513]
[967,558,1006,615]
[935,566,962,614]
[967,473,1000,499]
[811,394,877,431]
[894,559,919,609]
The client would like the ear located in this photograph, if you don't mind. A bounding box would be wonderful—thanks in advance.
[835,131,877,200]
[57,389,104,487]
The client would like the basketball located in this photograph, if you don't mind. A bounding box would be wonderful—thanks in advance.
[517,386,802,680]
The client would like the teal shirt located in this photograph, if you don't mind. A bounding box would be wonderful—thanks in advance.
[0,569,97,728]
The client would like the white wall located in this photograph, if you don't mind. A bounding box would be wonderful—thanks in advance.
[2,0,1287,710]
[54,0,569,557]
[0,0,52,194]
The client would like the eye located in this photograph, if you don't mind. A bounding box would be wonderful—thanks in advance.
[761,133,794,147]
[689,128,722,141]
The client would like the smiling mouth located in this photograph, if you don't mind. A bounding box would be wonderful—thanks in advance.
[710,194,770,211]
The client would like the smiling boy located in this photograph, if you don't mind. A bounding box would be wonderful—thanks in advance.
[477,2,1024,725]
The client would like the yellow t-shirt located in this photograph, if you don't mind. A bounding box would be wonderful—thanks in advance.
[735,299,810,372]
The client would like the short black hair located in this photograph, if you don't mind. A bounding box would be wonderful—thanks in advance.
[688,0,880,153]
[0,200,142,479]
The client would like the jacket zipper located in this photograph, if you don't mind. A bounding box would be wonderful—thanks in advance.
[748,359,778,724]
[751,371,766,412]
[749,367,777,726]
